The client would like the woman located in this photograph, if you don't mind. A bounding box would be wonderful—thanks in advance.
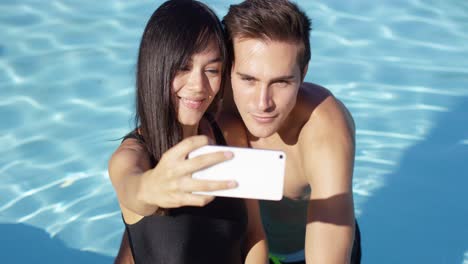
[108,1,267,263]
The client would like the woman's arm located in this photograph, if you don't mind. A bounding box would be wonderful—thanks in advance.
[108,138,157,216]
[108,135,237,217]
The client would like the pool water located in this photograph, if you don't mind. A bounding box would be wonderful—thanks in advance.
[1,1,467,263]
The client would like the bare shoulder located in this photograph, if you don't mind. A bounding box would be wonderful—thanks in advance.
[298,83,356,194]
[298,83,355,145]
[108,138,152,179]
[298,82,332,107]
[217,111,248,147]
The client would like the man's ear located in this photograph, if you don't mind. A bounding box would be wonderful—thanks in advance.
[301,63,309,83]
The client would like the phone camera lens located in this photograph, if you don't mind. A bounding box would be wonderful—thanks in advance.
[279,155,283,159]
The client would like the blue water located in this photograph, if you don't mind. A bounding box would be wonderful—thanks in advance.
[1,1,467,263]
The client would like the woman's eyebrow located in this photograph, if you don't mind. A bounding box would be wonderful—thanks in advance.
[206,57,222,63]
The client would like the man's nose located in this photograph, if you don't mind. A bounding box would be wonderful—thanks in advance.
[256,85,274,111]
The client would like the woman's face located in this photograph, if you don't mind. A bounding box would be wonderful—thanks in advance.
[172,40,222,126]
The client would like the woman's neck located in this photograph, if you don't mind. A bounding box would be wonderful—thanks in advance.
[181,124,199,139]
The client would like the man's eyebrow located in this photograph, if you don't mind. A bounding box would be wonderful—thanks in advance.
[236,72,296,82]
[236,72,258,80]
[270,75,295,82]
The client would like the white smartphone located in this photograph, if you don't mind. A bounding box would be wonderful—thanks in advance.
[188,145,286,201]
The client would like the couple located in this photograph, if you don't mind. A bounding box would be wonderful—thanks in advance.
[109,0,361,263]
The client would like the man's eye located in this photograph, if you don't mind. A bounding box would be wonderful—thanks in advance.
[274,81,289,87]
[241,77,255,82]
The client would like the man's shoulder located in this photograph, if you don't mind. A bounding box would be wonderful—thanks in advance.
[298,82,332,107]
[297,82,355,146]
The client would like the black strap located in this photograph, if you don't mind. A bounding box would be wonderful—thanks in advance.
[204,113,227,146]
[122,130,143,143]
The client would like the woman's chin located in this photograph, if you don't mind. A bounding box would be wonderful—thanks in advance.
[178,114,203,127]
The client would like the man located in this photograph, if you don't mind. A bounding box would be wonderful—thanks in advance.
[220,1,361,263]
[116,0,361,263]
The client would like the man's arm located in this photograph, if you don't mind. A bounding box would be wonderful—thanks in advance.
[244,199,269,264]
[303,95,356,263]
[218,113,269,264]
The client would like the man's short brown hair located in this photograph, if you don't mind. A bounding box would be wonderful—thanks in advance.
[223,0,311,76]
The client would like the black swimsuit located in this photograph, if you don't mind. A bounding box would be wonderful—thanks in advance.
[122,115,247,264]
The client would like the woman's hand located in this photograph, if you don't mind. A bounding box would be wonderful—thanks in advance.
[138,135,237,209]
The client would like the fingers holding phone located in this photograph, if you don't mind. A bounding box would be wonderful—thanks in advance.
[140,135,237,209]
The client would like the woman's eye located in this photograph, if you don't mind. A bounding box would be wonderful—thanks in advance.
[205,69,220,74]
[179,66,190,72]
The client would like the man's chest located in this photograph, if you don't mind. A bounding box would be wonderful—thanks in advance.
[251,141,311,199]
[283,149,310,199]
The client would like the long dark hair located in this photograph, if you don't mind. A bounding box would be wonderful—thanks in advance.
[135,0,227,163]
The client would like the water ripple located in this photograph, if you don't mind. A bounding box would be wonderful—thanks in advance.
[0,61,26,84]
[87,211,121,222]
[313,31,371,47]
[0,172,94,212]
[1,0,467,259]
[0,95,45,109]
[357,129,424,141]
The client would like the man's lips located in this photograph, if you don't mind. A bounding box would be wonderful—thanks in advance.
[250,113,278,123]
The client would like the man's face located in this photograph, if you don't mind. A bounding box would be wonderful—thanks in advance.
[231,38,303,138]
